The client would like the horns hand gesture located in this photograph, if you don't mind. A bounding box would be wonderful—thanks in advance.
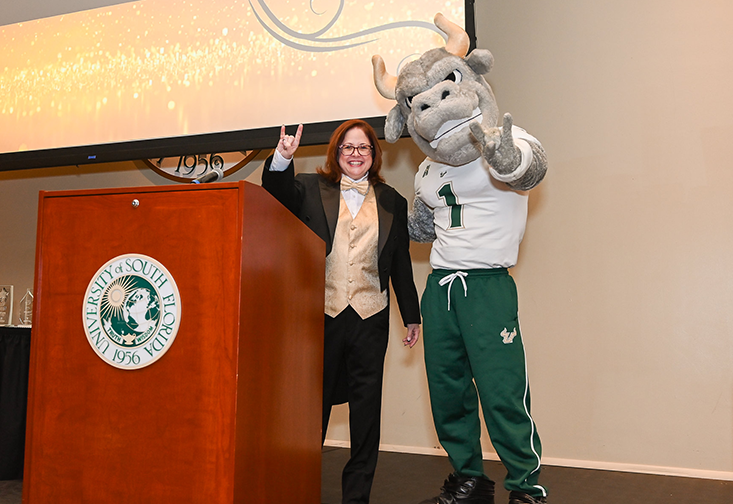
[277,124,303,159]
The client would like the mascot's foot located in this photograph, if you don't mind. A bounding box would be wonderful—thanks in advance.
[508,491,547,504]
[419,473,495,504]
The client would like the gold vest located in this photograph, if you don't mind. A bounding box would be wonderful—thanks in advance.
[324,187,388,319]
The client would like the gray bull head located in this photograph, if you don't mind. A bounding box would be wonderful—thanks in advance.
[372,13,499,167]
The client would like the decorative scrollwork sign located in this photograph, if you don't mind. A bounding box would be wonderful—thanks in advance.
[142,151,260,183]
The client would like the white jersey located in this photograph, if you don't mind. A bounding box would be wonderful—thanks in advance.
[415,156,529,270]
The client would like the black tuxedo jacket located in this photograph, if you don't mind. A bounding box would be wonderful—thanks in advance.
[262,156,420,326]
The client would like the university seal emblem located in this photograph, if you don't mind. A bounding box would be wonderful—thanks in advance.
[82,254,181,370]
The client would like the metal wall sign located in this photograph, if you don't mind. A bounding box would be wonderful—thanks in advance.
[142,150,260,183]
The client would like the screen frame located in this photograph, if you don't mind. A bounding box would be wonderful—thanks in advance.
[0,0,476,172]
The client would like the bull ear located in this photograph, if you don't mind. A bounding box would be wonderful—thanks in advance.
[465,49,494,75]
[384,105,406,143]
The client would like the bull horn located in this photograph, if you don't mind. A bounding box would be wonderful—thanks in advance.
[435,12,469,58]
[371,55,397,100]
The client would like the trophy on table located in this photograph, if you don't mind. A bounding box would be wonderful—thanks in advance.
[19,288,33,326]
[0,285,12,326]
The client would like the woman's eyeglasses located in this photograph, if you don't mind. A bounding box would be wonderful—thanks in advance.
[339,144,373,156]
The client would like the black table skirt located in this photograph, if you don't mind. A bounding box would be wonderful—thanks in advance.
[0,326,31,481]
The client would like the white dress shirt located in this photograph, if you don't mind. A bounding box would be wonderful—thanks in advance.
[270,149,367,217]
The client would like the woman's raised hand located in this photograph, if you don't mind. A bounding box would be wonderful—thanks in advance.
[277,124,303,159]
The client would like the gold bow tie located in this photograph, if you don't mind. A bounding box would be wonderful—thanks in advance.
[340,178,369,195]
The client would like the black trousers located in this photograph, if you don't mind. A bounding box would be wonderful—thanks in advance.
[323,305,390,504]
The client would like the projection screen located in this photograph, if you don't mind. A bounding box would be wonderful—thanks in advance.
[0,0,473,170]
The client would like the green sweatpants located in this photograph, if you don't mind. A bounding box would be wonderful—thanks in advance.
[422,268,546,498]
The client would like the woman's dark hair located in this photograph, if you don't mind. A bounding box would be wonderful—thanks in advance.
[317,119,385,184]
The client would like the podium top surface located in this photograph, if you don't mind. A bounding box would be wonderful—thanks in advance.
[39,180,247,199]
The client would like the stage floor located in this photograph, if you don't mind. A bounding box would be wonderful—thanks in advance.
[322,447,733,504]
[2,447,731,503]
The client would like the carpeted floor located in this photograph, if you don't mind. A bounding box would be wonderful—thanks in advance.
[0,481,21,504]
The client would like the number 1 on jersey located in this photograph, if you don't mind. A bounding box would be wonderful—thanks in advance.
[437,182,464,229]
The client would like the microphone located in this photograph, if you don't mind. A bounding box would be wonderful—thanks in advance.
[192,167,223,184]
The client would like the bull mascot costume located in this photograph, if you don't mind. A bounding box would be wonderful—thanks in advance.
[372,13,549,504]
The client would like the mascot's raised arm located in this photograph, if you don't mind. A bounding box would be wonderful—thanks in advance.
[372,13,550,504]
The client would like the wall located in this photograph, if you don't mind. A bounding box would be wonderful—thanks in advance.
[470,0,733,478]
[2,0,733,481]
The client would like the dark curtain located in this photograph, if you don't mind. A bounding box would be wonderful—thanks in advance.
[0,327,31,480]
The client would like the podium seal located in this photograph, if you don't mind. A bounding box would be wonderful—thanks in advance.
[82,254,182,370]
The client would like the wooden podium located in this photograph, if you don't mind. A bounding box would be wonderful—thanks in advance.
[23,181,325,503]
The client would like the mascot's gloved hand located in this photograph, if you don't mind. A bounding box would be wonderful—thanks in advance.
[469,113,522,176]
[408,197,437,243]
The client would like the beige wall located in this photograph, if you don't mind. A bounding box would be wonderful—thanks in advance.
[2,0,733,480]
[468,0,733,478]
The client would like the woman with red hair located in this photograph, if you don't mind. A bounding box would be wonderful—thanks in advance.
[262,120,421,504]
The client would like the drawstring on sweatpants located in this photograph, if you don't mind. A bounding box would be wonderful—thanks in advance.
[438,271,468,311]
